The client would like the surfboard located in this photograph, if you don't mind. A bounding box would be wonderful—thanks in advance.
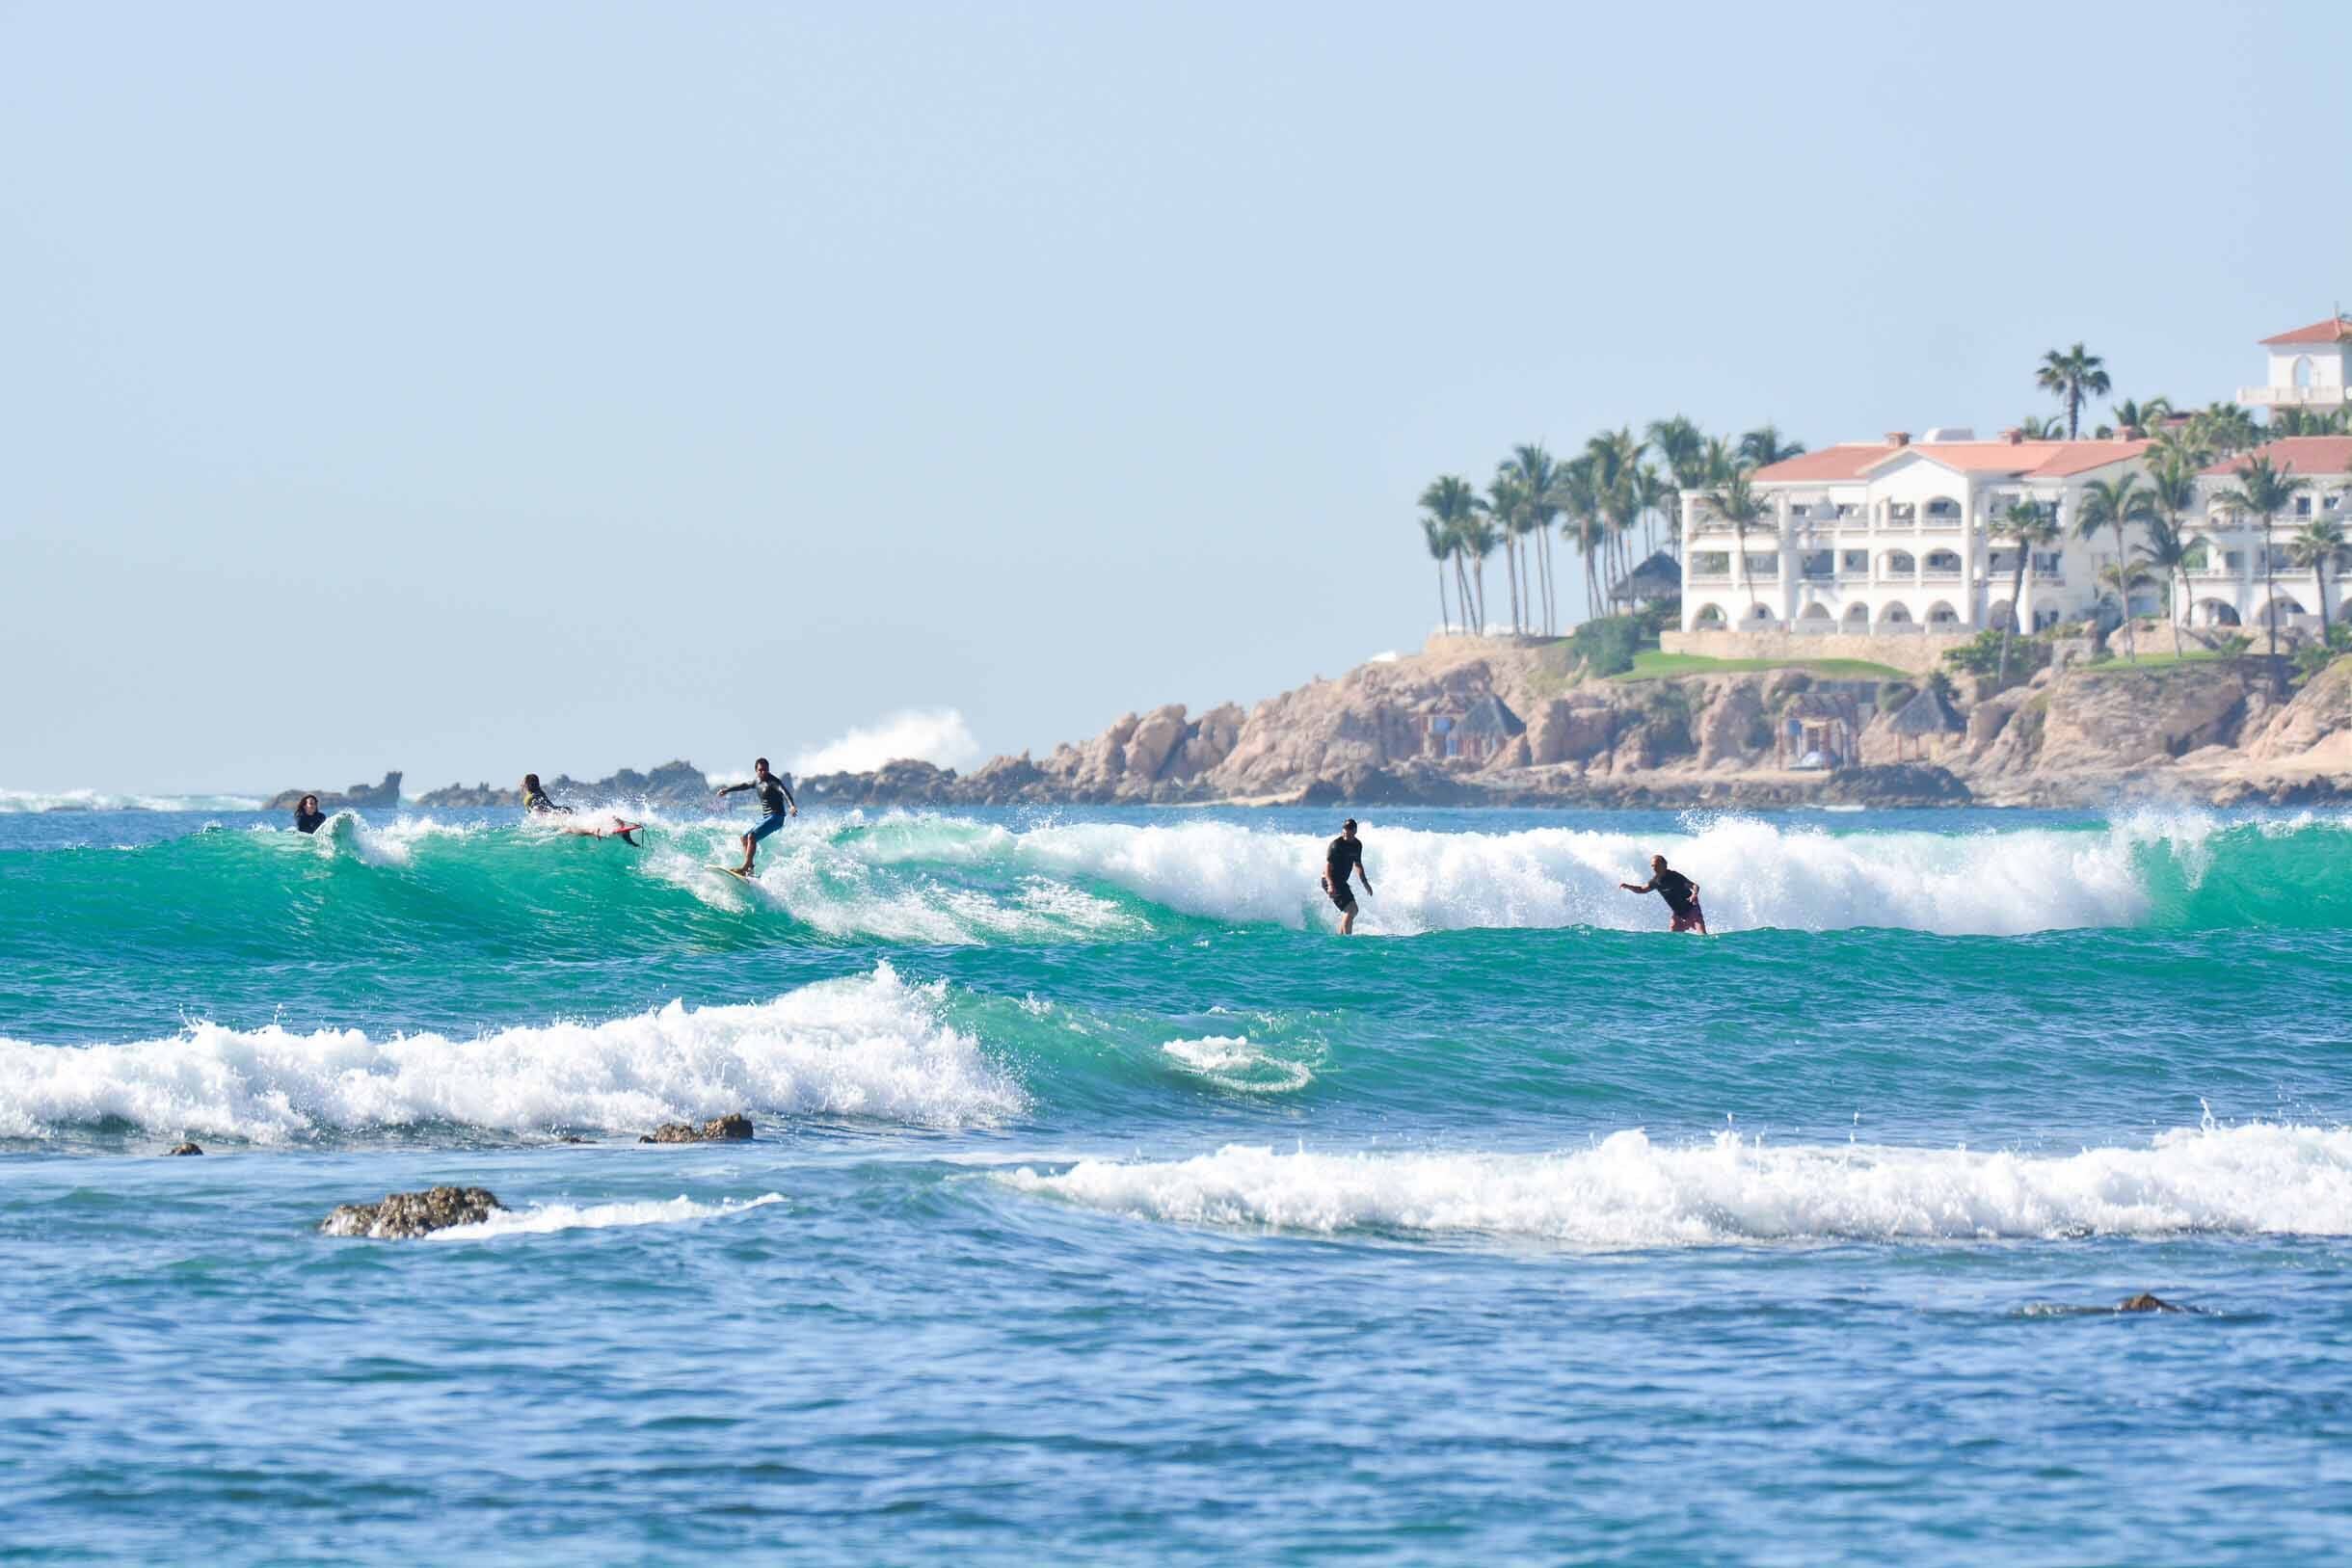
[708,864,751,880]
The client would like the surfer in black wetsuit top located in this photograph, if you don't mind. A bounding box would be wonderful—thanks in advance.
[1323,818,1372,935]
[715,757,798,874]
[1620,854,1707,934]
[521,773,642,845]
[521,774,572,814]
[293,794,327,835]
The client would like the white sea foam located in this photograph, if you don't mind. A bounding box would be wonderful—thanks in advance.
[0,787,264,813]
[0,964,1024,1143]
[1160,1036,1314,1094]
[1003,1123,2352,1249]
[994,810,2329,935]
[428,1192,786,1240]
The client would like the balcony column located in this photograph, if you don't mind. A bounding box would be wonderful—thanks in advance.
[1776,495,1793,620]
[1960,492,1979,627]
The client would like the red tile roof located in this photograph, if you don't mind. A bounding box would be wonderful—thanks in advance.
[1749,439,2149,485]
[2259,316,2352,346]
[2200,436,2352,479]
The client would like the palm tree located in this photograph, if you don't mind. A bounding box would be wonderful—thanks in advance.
[1418,515,1455,631]
[2141,451,2201,658]
[2107,396,2173,439]
[1702,435,1739,486]
[1989,499,2058,680]
[2192,402,2259,460]
[1483,475,1526,634]
[2212,453,2308,660]
[2273,407,2349,439]
[2018,413,2069,439]
[1560,457,1604,620]
[1636,465,1673,572]
[1707,470,1775,622]
[2036,343,2111,439]
[1419,475,1482,634]
[1457,511,1500,633]
[1584,428,1647,600]
[1501,443,1566,635]
[2097,559,2158,635]
[2075,472,2152,659]
[1738,424,1806,469]
[1645,415,1707,556]
[2290,517,2347,640]
[2137,513,2195,659]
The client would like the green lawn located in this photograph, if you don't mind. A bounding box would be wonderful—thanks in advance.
[1609,651,1910,682]
[2074,649,2238,674]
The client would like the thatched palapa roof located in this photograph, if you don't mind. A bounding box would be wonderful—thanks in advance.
[1888,685,1965,737]
[1610,551,1683,605]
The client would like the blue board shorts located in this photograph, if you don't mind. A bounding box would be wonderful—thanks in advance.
[748,814,787,843]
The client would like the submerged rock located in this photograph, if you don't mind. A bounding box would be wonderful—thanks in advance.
[2117,1292,2188,1314]
[322,1185,504,1238]
[165,1140,203,1156]
[639,1113,754,1144]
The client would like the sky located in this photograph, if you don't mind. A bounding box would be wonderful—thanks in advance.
[5,1,2349,794]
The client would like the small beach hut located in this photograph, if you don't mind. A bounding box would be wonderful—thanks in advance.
[1777,692,1861,771]
[1609,551,1683,609]
[1887,684,1964,761]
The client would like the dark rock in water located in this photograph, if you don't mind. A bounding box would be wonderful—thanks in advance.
[557,1134,589,1145]
[2118,1292,2187,1313]
[1823,762,1971,807]
[166,1140,203,1156]
[322,1184,504,1238]
[265,772,402,812]
[639,1113,754,1144]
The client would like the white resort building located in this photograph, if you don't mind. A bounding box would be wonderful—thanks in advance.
[1677,315,2352,639]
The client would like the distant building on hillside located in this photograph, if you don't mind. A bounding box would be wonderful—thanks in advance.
[1678,315,2352,638]
[2240,315,2352,412]
[1425,695,1525,763]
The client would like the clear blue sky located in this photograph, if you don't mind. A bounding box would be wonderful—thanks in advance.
[4,1,2346,793]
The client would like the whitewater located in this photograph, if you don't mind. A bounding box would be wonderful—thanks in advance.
[7,800,2352,1563]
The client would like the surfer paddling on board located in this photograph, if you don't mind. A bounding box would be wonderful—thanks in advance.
[1323,818,1372,935]
[1620,854,1707,934]
[293,794,327,835]
[522,773,643,846]
[715,757,797,875]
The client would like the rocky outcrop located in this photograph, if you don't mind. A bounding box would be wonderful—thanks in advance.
[418,759,712,810]
[322,1185,503,1238]
[2243,658,2352,770]
[639,1113,754,1144]
[800,759,959,808]
[265,772,401,811]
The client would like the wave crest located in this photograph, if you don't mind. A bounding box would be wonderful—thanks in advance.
[1002,1122,2352,1248]
[0,964,1024,1143]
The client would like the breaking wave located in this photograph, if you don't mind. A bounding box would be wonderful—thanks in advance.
[0,787,264,813]
[429,1192,787,1240]
[1002,1121,2352,1249]
[0,965,1024,1144]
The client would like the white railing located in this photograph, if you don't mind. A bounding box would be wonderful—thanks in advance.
[1919,569,1964,581]
[2241,385,2352,408]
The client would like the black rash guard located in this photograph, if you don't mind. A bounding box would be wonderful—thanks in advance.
[1326,835,1365,890]
[294,808,327,835]
[727,776,795,816]
[1646,869,1697,915]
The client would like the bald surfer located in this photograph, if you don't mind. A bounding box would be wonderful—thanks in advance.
[1620,854,1706,934]
[715,757,798,874]
[1323,818,1371,935]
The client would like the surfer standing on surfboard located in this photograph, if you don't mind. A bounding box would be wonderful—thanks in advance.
[715,757,797,874]
[1620,854,1707,934]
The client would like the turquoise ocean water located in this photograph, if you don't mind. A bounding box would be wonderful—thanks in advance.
[4,801,2351,1562]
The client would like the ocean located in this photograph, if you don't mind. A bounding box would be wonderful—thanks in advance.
[4,801,2350,1563]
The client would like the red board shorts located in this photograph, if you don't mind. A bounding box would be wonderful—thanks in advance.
[1670,903,1706,934]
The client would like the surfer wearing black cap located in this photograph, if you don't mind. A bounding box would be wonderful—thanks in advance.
[1621,854,1707,934]
[1323,818,1371,935]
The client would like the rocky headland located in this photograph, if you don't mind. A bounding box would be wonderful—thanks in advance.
[791,631,2352,810]
[263,771,401,811]
[279,633,2352,813]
